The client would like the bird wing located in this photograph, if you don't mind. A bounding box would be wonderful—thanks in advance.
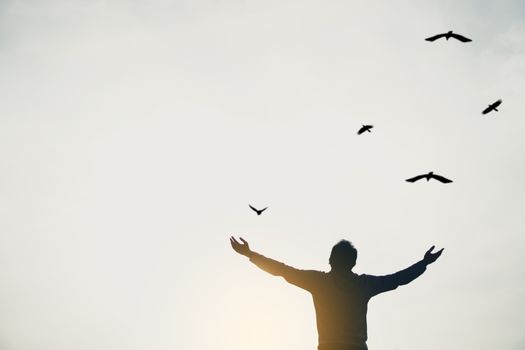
[450,33,472,42]
[249,204,258,212]
[406,174,426,182]
[358,125,373,135]
[482,105,493,114]
[492,99,502,108]
[431,174,453,183]
[425,33,446,41]
[259,207,268,213]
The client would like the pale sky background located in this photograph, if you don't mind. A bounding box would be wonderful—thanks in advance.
[1,1,525,349]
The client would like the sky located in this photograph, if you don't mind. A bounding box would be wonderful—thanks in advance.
[1,1,525,349]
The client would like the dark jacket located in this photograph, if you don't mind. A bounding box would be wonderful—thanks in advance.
[249,252,426,349]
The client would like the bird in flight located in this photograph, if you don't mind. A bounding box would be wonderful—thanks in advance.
[425,31,472,42]
[249,205,268,216]
[405,172,453,183]
[357,125,373,135]
[482,99,502,115]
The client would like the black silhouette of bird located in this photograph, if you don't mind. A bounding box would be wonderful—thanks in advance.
[249,205,268,216]
[357,125,373,135]
[425,31,472,42]
[405,172,453,183]
[482,99,502,115]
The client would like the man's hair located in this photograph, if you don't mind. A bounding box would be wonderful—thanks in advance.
[329,240,357,269]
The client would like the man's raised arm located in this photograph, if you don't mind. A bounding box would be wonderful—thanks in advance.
[229,236,321,291]
[364,245,444,297]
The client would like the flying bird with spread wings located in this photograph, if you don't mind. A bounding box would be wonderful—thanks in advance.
[425,31,472,42]
[357,125,373,135]
[249,205,268,216]
[405,172,453,184]
[482,99,502,115]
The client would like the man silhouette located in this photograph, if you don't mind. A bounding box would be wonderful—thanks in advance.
[230,236,443,350]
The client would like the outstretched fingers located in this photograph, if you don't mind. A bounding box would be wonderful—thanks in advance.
[230,236,242,248]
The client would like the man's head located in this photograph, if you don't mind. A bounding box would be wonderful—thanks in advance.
[329,240,357,271]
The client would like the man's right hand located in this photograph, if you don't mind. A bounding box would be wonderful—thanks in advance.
[230,236,253,257]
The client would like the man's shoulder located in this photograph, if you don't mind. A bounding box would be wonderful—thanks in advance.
[351,272,380,285]
[303,270,332,282]
[305,270,329,277]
